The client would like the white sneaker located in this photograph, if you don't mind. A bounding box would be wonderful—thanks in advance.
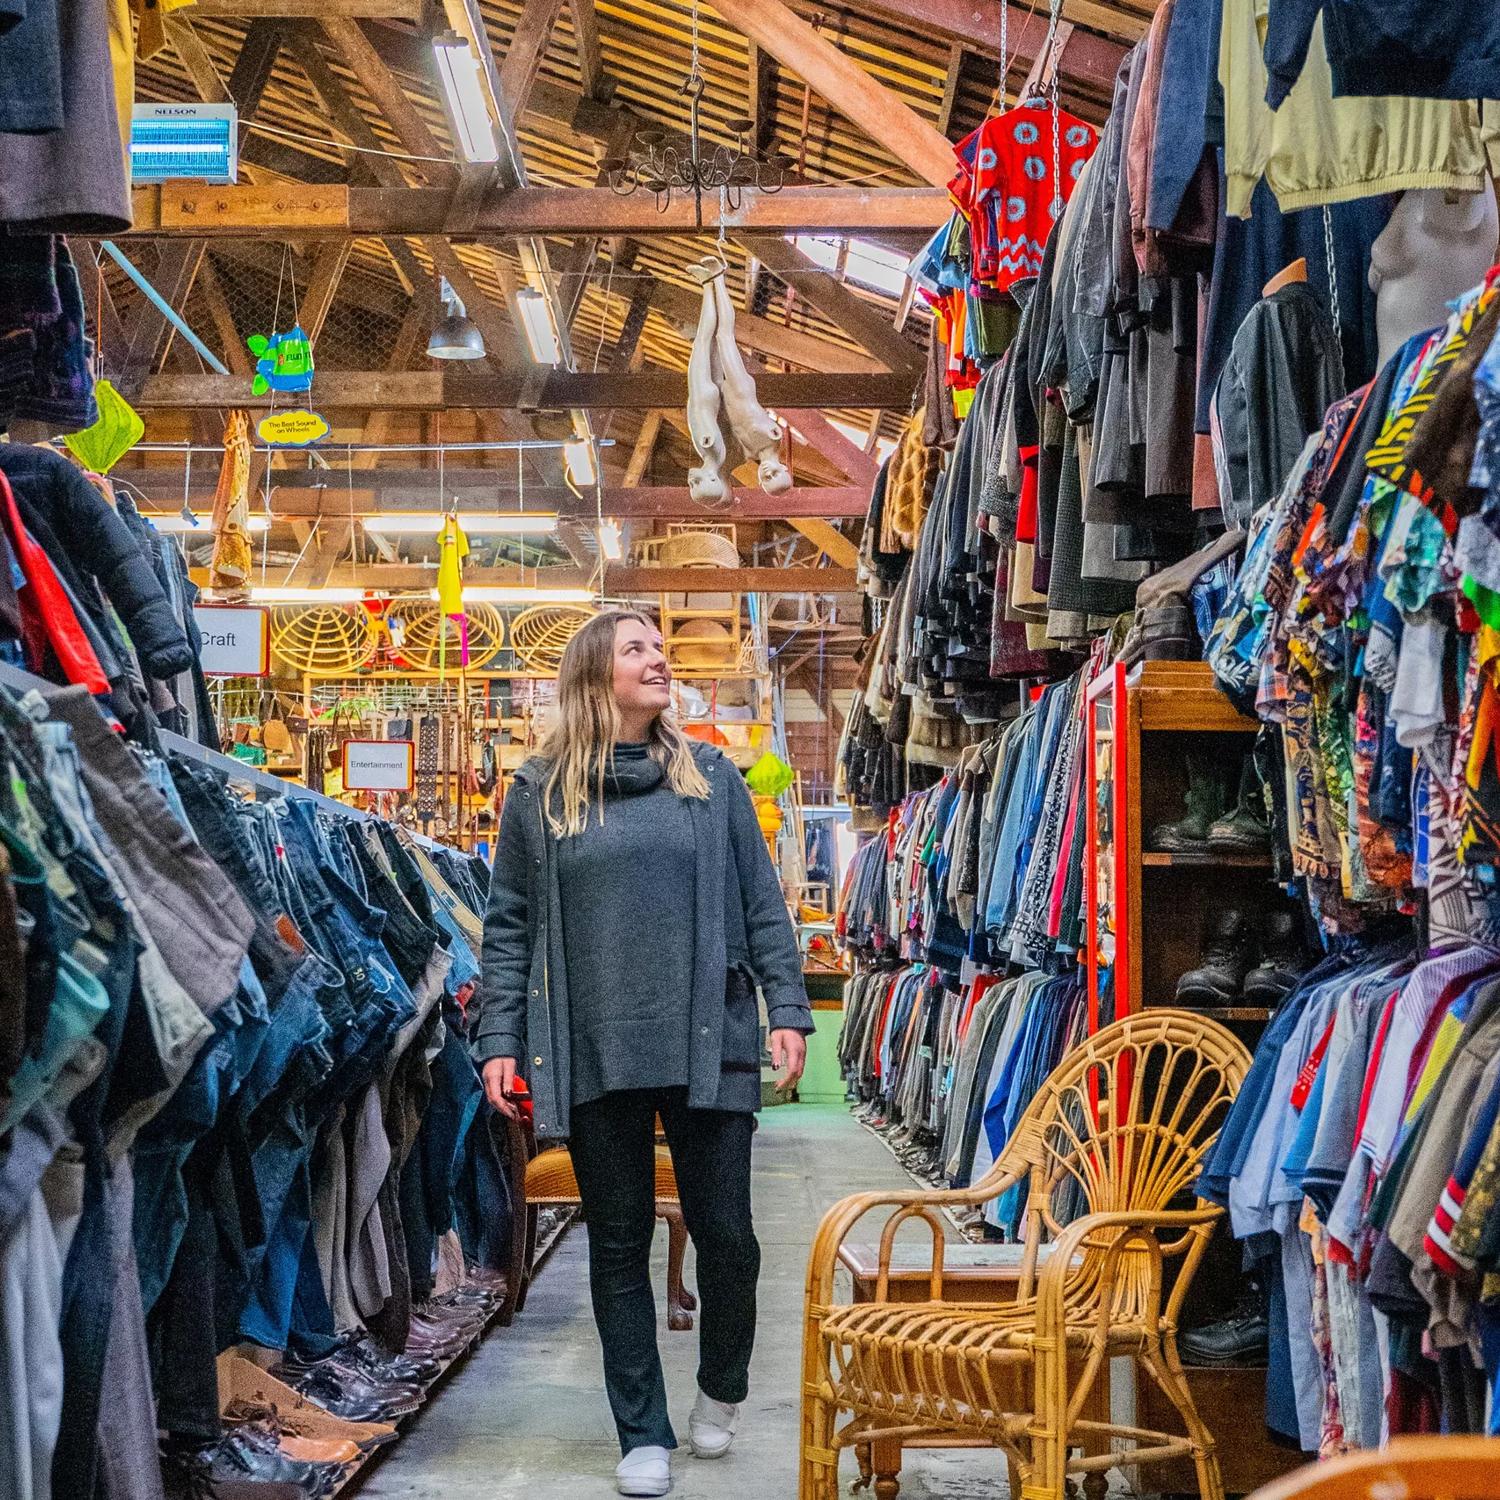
[688,1390,740,1459]
[616,1446,671,1496]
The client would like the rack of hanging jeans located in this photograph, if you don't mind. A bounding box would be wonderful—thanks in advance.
[0,658,526,1500]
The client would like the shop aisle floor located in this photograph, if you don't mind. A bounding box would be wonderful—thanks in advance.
[356,1101,1012,1497]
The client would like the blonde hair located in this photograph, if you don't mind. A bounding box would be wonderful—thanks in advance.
[540,609,711,837]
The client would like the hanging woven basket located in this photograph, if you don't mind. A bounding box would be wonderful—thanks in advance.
[270,604,379,677]
[510,603,596,675]
[386,598,507,673]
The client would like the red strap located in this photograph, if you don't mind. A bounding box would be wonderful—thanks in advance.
[1290,1015,1336,1111]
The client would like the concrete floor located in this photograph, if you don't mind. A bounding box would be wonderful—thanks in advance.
[359,1102,1011,1499]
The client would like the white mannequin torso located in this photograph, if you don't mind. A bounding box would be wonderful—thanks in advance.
[1369,184,1500,368]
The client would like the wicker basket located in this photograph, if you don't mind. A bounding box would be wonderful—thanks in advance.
[656,529,739,569]
[510,603,596,675]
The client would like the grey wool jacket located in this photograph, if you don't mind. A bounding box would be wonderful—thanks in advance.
[473,742,813,1141]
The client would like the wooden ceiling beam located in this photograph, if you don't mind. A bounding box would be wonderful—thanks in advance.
[748,41,780,157]
[196,0,422,16]
[725,0,954,188]
[622,410,663,486]
[860,0,1125,93]
[136,369,916,410]
[748,235,919,375]
[226,19,284,116]
[219,479,870,518]
[785,518,860,570]
[196,259,255,376]
[321,17,454,187]
[296,242,354,343]
[236,563,855,592]
[126,182,949,238]
[494,0,564,143]
[647,279,881,374]
[115,242,208,388]
[569,0,606,101]
[610,280,654,371]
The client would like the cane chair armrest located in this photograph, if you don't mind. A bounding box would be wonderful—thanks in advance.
[1032,1205,1226,1336]
[806,1173,1028,1307]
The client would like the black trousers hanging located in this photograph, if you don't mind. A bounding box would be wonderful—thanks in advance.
[567,1087,759,1454]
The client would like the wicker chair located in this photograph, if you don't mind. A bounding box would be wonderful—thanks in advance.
[1245,1437,1500,1500]
[525,1140,698,1331]
[801,1009,1252,1500]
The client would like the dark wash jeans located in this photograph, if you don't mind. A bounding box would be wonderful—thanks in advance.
[567,1087,759,1454]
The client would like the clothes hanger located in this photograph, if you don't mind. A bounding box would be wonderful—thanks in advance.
[1262,257,1308,297]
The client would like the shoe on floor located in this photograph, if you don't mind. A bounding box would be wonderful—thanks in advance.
[616,1445,671,1496]
[688,1390,740,1459]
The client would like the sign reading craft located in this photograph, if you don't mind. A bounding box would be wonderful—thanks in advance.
[342,739,415,792]
[194,604,269,677]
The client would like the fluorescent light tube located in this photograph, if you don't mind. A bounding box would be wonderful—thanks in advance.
[429,586,594,605]
[562,439,597,488]
[597,519,624,561]
[147,513,271,533]
[515,288,561,365]
[432,32,499,164]
[362,512,558,536]
[252,587,365,604]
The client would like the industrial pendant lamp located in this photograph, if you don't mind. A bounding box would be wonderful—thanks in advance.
[427,277,485,360]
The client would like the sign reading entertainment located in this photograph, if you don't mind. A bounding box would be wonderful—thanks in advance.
[343,740,414,792]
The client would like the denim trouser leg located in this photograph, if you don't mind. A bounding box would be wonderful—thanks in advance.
[568,1088,759,1455]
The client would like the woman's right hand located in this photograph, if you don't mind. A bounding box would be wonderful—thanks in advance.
[481,1057,521,1120]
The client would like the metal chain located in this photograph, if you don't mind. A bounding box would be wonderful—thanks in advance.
[999,1,1008,103]
[1047,0,1064,222]
[1321,203,1348,390]
[689,0,700,78]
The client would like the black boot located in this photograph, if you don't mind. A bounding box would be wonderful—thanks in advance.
[1175,910,1255,1004]
[1244,909,1309,1003]
[1148,756,1224,853]
[1206,756,1272,855]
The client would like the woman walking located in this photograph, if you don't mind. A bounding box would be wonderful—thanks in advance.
[474,609,812,1496]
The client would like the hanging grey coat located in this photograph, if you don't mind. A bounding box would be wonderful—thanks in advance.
[473,742,813,1142]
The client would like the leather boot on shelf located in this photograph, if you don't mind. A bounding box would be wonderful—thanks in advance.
[1147,757,1224,853]
[1175,910,1256,1004]
[1207,757,1272,855]
[1244,910,1309,1003]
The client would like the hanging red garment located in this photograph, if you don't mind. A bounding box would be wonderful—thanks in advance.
[952,98,1099,296]
[0,472,109,694]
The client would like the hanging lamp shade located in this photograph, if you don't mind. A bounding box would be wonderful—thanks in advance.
[427,311,485,360]
[427,276,486,360]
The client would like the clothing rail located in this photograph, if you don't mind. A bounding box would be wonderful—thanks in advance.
[0,658,447,851]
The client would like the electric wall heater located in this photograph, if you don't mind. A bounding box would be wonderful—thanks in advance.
[130,103,238,185]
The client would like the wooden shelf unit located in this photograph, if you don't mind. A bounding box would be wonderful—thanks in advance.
[1085,659,1291,1028]
[1083,660,1300,1497]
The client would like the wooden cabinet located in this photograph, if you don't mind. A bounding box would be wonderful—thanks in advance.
[1085,659,1288,1029]
[1084,660,1301,1496]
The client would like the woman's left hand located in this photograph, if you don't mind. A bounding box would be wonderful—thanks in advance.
[769,1028,807,1093]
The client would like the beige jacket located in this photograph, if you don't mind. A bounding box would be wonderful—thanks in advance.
[1221,0,1500,218]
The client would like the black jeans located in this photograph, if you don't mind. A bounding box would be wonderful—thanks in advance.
[568,1087,759,1454]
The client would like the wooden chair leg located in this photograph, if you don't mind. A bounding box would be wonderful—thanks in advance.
[855,1442,874,1492]
[1138,1342,1225,1500]
[870,1435,902,1500]
[661,1204,695,1332]
[800,1375,838,1500]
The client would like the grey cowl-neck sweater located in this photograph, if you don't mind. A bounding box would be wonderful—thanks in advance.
[555,743,698,1107]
